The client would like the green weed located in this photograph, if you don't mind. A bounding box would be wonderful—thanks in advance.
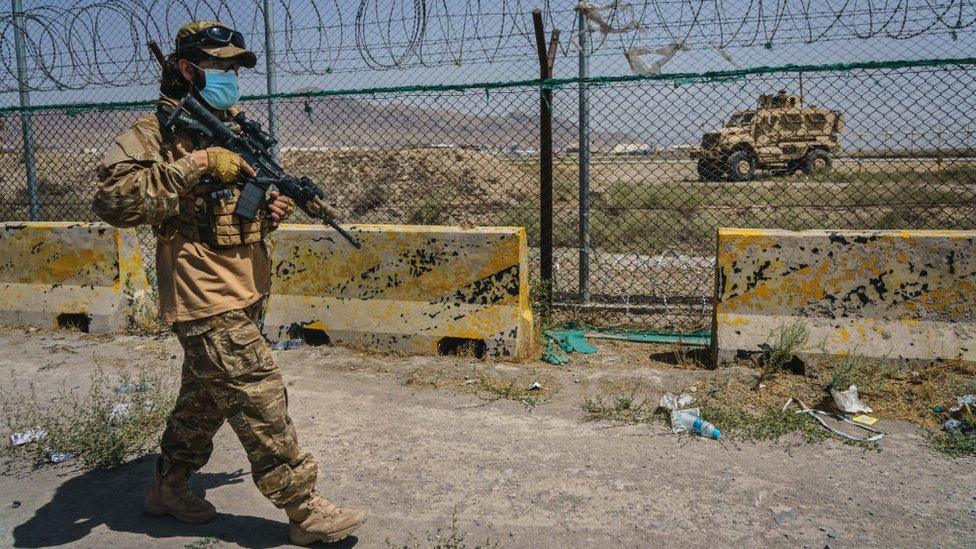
[472,372,552,407]
[184,537,219,549]
[386,506,498,549]
[582,392,660,424]
[699,403,828,443]
[758,321,809,382]
[829,353,898,394]
[0,365,175,469]
[595,180,704,211]
[930,429,976,457]
[404,366,554,407]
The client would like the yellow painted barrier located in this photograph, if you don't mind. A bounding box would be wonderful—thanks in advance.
[266,224,534,359]
[713,228,976,367]
[0,222,150,332]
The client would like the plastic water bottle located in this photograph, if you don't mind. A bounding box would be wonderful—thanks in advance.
[674,409,722,440]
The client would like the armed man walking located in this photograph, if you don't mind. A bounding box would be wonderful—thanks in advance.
[92,21,366,545]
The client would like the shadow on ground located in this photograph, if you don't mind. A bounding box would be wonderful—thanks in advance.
[12,454,358,548]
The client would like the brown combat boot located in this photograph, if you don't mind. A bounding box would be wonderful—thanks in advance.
[144,459,216,524]
[285,491,367,545]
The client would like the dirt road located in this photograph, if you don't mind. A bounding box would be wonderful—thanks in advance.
[0,328,974,548]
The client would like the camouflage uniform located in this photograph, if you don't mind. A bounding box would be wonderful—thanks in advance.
[163,302,318,507]
[94,100,317,512]
[94,22,364,544]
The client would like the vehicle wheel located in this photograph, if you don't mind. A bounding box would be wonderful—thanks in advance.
[725,150,756,182]
[801,149,832,175]
[784,159,801,176]
[697,159,723,181]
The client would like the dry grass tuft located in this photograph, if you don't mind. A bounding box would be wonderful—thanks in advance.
[582,378,662,424]
[404,365,556,407]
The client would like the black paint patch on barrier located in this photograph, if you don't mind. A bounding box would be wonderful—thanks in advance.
[57,313,90,333]
[435,264,520,306]
[437,337,487,359]
[288,323,332,346]
[340,247,442,299]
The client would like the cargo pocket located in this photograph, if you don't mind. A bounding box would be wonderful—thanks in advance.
[254,462,294,504]
[227,368,295,462]
[201,311,263,378]
[224,322,266,376]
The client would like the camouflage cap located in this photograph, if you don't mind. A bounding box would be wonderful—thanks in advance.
[175,20,257,69]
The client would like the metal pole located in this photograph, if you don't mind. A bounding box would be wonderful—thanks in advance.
[798,72,804,105]
[11,0,39,221]
[263,0,279,161]
[577,8,590,303]
[532,9,557,311]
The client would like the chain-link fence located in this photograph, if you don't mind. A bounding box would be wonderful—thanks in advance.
[2,1,975,331]
[551,61,976,329]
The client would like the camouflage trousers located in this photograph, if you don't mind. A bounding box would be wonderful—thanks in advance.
[160,301,318,508]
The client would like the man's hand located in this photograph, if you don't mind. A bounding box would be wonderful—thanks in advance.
[267,191,295,223]
[189,147,256,183]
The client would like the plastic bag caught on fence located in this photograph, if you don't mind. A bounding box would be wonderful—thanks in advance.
[625,44,689,76]
[712,44,740,68]
[575,1,642,48]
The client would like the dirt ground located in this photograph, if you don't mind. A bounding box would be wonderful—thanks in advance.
[0,328,974,548]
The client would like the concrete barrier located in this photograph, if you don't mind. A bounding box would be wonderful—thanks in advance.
[713,228,976,367]
[0,222,151,332]
[265,224,534,359]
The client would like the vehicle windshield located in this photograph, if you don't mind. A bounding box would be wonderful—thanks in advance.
[726,113,754,127]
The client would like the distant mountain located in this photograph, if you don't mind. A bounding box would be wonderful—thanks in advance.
[16,91,644,153]
[273,89,641,151]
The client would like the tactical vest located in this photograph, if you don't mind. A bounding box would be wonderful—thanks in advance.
[176,182,270,248]
[158,107,272,249]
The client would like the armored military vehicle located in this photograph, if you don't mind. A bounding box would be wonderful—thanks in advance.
[692,91,845,182]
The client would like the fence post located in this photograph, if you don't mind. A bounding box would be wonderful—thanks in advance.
[532,9,558,319]
[11,0,39,221]
[576,7,590,304]
[262,0,280,161]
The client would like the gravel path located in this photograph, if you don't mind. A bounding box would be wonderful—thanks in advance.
[0,329,973,548]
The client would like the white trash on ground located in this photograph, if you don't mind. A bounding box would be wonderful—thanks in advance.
[48,450,75,464]
[9,427,47,446]
[943,419,964,431]
[113,382,151,394]
[831,385,873,414]
[107,400,156,425]
[670,408,722,439]
[950,395,975,413]
[658,392,695,412]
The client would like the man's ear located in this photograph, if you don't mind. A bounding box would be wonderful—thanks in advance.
[176,58,195,82]
[177,58,206,91]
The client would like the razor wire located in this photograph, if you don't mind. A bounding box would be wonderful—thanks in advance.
[2,0,976,94]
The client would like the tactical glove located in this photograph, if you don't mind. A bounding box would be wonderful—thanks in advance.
[206,146,249,183]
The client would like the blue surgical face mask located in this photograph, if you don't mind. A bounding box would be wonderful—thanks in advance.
[196,67,240,111]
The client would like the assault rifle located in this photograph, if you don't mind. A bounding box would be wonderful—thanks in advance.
[147,41,360,248]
